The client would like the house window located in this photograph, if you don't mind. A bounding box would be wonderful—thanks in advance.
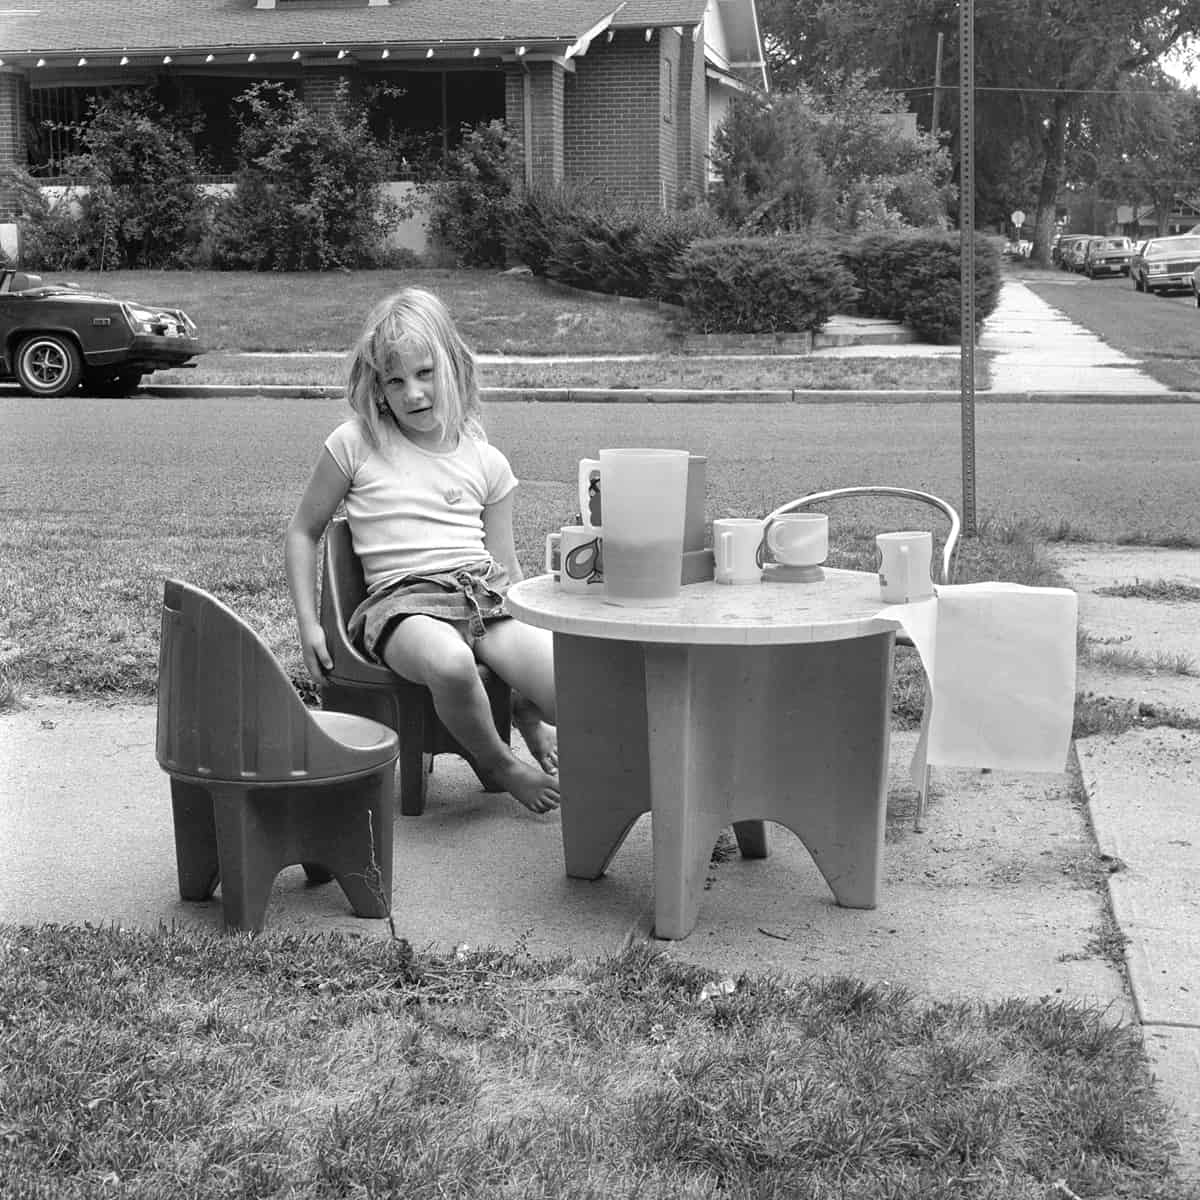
[367,68,505,176]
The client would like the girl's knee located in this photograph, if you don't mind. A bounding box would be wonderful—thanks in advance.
[381,617,478,691]
[422,640,482,694]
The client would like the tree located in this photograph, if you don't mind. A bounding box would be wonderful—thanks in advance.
[709,92,834,230]
[709,80,952,233]
[1080,77,1200,236]
[63,89,208,268]
[213,81,399,270]
[756,0,1200,263]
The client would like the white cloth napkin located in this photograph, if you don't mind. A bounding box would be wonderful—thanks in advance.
[880,583,1078,778]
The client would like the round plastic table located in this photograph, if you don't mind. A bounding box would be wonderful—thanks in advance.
[507,569,922,939]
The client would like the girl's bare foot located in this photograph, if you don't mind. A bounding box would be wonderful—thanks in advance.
[490,755,560,814]
[512,696,558,774]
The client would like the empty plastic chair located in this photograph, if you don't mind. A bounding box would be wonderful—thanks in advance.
[763,487,962,831]
[155,578,399,932]
[318,516,511,816]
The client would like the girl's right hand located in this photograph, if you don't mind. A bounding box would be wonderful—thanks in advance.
[300,625,333,682]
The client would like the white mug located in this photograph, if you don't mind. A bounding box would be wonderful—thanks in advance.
[545,525,604,594]
[577,458,602,529]
[766,513,828,567]
[713,518,765,585]
[876,530,934,603]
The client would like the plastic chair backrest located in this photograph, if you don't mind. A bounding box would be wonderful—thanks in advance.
[156,578,359,782]
[765,486,961,584]
[320,517,383,679]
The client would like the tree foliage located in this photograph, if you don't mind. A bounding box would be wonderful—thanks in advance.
[212,81,399,270]
[757,0,1200,260]
[709,80,952,233]
[54,89,208,268]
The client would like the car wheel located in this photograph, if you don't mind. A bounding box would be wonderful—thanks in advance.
[14,334,84,397]
[87,368,142,397]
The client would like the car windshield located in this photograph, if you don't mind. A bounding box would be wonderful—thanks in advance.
[1148,238,1200,257]
[1097,239,1128,250]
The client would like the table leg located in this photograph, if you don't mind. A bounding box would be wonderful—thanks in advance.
[647,635,894,937]
[553,633,652,879]
[643,644,734,939]
[553,629,892,938]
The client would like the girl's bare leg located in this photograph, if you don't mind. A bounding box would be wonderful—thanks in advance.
[381,616,559,813]
[474,621,558,772]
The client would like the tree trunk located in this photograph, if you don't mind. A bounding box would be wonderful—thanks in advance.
[1031,101,1069,267]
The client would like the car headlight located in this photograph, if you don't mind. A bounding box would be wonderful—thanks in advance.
[1147,264,1166,274]
[122,303,160,333]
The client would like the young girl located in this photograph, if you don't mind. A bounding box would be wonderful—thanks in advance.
[285,288,560,813]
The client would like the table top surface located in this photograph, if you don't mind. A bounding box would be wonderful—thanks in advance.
[508,568,925,645]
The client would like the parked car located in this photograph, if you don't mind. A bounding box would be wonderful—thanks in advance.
[1064,237,1095,272]
[1130,236,1200,295]
[0,269,203,397]
[1054,234,1090,270]
[1082,236,1133,278]
[1189,264,1200,306]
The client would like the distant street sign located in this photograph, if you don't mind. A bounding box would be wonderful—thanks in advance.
[1011,209,1026,228]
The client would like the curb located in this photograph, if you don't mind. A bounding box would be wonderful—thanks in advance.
[136,384,1200,405]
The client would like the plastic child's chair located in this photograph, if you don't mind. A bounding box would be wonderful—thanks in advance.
[319,517,512,817]
[155,578,400,932]
[763,487,962,832]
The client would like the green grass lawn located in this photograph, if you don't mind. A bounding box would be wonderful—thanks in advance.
[0,927,1188,1200]
[37,267,987,393]
[152,350,979,393]
[5,393,1174,707]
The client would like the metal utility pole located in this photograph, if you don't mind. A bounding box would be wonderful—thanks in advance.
[959,0,977,536]
[931,32,944,139]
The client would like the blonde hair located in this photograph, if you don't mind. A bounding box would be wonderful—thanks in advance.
[344,288,485,447]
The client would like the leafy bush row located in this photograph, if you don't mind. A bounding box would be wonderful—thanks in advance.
[840,231,1003,342]
[10,83,405,271]
[422,121,995,340]
[679,237,859,334]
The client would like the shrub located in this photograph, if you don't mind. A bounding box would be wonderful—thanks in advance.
[505,186,727,304]
[678,236,859,334]
[708,93,835,232]
[8,90,209,269]
[422,120,522,267]
[211,82,400,271]
[842,230,1002,343]
[1,169,92,270]
[504,184,579,276]
[71,90,210,269]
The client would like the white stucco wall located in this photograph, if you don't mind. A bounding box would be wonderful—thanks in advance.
[36,180,431,255]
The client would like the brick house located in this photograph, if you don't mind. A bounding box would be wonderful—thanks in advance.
[0,0,766,227]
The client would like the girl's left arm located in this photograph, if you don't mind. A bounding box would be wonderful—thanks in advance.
[482,489,524,583]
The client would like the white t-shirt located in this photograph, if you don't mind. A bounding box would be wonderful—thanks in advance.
[324,419,518,592]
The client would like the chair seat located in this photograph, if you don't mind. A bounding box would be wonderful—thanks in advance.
[312,709,401,760]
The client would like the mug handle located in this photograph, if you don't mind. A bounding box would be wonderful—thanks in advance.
[545,531,561,577]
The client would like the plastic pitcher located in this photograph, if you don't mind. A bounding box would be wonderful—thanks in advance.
[597,448,690,606]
